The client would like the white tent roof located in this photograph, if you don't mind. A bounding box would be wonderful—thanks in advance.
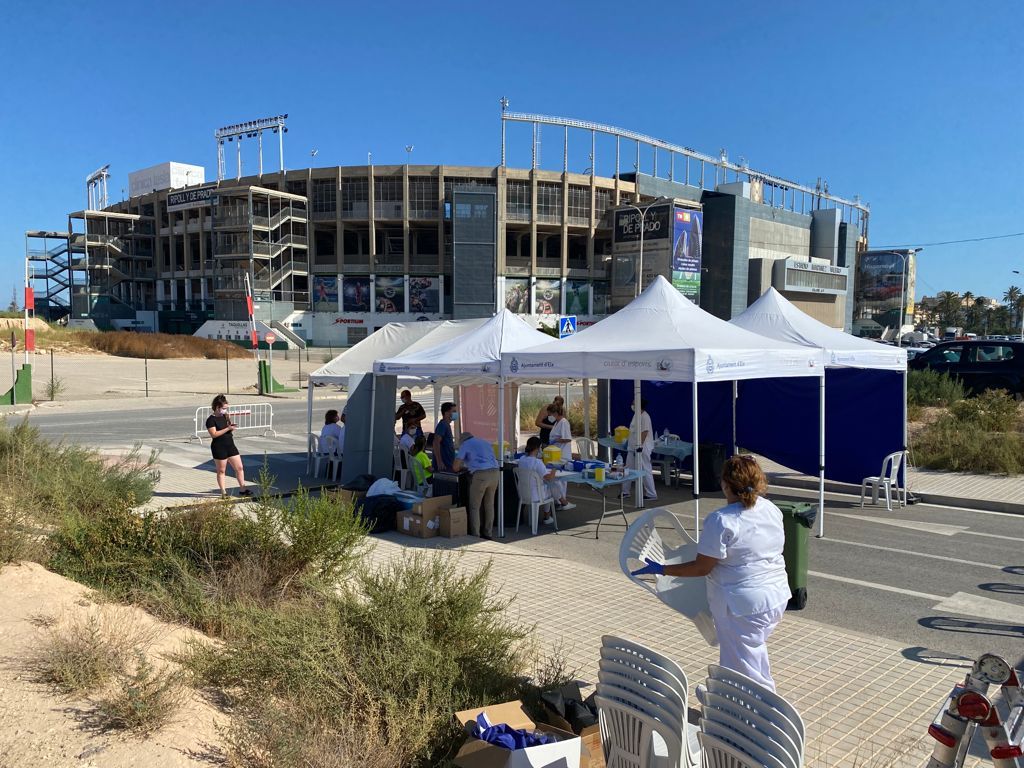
[500,276,823,382]
[374,309,554,382]
[309,319,487,385]
[731,288,906,371]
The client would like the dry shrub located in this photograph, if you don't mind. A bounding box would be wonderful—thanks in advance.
[30,609,156,695]
[80,330,250,360]
[97,652,185,734]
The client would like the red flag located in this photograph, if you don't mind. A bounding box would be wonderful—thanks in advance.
[25,329,35,352]
[24,287,34,311]
[250,329,258,348]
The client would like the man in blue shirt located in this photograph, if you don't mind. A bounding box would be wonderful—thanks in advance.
[432,402,458,472]
[453,431,500,539]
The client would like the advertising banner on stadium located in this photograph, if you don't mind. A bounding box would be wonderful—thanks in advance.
[534,278,561,315]
[671,207,703,303]
[313,276,339,306]
[408,277,440,314]
[374,276,405,313]
[503,278,530,314]
[342,277,371,312]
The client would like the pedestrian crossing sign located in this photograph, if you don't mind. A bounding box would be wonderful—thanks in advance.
[559,315,577,339]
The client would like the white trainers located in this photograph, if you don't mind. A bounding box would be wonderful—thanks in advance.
[559,502,576,511]
[542,515,556,526]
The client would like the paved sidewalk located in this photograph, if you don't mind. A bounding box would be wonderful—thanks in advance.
[761,457,1024,514]
[367,533,977,768]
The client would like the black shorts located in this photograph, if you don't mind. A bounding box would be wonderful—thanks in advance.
[211,441,239,461]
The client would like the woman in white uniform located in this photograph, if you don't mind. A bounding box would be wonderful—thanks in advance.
[632,455,790,691]
[624,398,657,501]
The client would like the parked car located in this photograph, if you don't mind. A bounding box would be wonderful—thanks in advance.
[908,340,1024,398]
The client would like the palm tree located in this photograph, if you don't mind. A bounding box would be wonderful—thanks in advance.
[1003,285,1021,307]
[936,291,962,328]
[962,291,974,307]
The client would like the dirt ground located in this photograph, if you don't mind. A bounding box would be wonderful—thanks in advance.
[0,563,225,768]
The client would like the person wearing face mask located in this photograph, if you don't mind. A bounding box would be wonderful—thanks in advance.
[623,398,657,501]
[432,401,458,472]
[395,389,427,438]
[399,424,417,451]
[206,394,251,498]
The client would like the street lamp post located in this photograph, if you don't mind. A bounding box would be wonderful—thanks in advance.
[620,198,666,297]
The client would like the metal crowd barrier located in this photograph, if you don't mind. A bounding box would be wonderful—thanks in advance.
[191,403,277,443]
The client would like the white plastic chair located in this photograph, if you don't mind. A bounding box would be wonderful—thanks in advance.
[619,508,718,646]
[513,465,557,535]
[701,691,800,768]
[698,731,760,768]
[307,433,335,478]
[599,636,700,768]
[575,436,598,460]
[706,665,805,757]
[860,450,906,511]
[700,719,788,768]
[393,447,413,491]
[318,434,343,481]
[653,433,682,487]
[595,693,685,768]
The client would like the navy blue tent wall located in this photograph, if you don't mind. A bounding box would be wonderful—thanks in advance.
[610,380,735,451]
[735,369,904,485]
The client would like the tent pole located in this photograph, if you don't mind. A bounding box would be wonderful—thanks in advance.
[605,379,612,462]
[367,374,376,475]
[583,378,591,442]
[498,378,506,538]
[633,379,643,508]
[903,369,908,507]
[693,379,700,535]
[433,383,442,427]
[818,373,826,538]
[306,376,314,465]
[731,380,738,456]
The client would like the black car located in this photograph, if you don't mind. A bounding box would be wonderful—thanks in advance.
[908,340,1024,398]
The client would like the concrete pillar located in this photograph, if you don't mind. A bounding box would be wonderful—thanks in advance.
[402,164,410,273]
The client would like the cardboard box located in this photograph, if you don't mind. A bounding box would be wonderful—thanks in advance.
[441,506,468,538]
[397,508,440,538]
[411,494,452,518]
[328,488,366,506]
[453,700,583,768]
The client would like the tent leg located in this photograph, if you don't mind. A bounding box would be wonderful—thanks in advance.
[432,383,442,428]
[498,379,506,538]
[306,377,314,466]
[731,380,738,456]
[818,373,826,538]
[583,378,591,442]
[633,379,643,509]
[367,374,376,474]
[693,380,700,535]
[902,370,908,507]
[605,379,612,463]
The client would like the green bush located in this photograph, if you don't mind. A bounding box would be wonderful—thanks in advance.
[186,552,546,767]
[912,415,1024,474]
[97,652,185,734]
[520,393,597,439]
[949,388,1021,431]
[907,369,965,407]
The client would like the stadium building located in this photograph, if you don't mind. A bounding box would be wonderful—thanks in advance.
[26,110,870,346]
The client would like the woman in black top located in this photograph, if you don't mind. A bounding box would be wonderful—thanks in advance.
[534,395,564,445]
[206,394,251,498]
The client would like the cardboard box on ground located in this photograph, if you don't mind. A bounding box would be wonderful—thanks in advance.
[453,700,590,768]
[397,495,465,538]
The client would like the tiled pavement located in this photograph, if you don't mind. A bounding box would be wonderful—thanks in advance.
[367,534,980,768]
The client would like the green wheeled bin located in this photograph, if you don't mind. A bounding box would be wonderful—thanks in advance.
[774,501,817,610]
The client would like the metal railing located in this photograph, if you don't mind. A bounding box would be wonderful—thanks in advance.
[191,403,276,443]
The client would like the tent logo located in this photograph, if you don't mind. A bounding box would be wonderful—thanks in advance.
[658,359,672,371]
[830,351,837,365]
[378,364,387,373]
[510,357,520,373]
[705,356,715,375]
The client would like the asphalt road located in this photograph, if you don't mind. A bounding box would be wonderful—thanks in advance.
[11,398,1024,674]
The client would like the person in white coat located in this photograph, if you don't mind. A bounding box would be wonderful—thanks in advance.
[623,398,657,501]
[631,455,790,691]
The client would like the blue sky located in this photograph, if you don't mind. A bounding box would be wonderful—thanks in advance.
[1,0,1021,307]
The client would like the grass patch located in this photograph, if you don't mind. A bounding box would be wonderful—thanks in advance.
[907,369,965,407]
[30,611,154,695]
[912,389,1024,474]
[97,652,185,734]
[520,392,597,438]
[6,324,250,360]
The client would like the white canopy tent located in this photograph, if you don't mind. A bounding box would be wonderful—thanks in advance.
[500,276,825,530]
[305,319,489,477]
[730,288,908,535]
[374,309,556,536]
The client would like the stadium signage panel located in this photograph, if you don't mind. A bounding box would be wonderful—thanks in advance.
[167,185,216,212]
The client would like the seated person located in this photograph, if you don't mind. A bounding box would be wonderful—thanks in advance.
[409,435,433,487]
[517,436,560,526]
[399,424,417,452]
[320,409,345,454]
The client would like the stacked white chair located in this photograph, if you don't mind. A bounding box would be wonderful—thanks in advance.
[699,664,805,768]
[596,635,700,768]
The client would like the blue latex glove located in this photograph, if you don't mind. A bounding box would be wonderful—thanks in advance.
[472,713,556,750]
[630,558,665,577]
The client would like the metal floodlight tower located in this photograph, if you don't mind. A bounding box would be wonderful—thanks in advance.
[214,114,289,181]
[86,164,111,210]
